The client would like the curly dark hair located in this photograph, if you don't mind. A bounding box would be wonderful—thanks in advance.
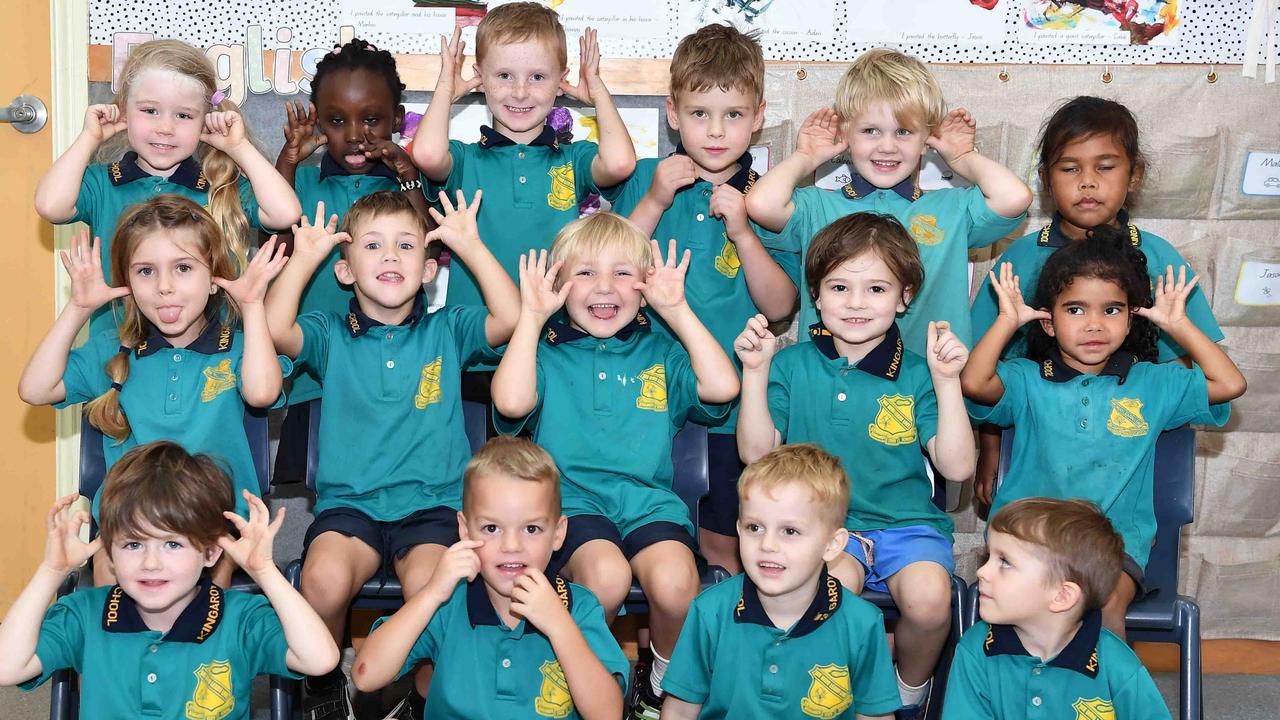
[1027,224,1157,364]
[311,38,405,107]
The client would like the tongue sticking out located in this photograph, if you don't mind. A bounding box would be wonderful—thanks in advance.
[157,306,182,324]
[345,153,368,167]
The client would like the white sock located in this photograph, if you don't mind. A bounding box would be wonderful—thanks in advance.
[896,666,930,706]
[649,645,670,697]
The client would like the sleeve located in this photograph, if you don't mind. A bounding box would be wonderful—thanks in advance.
[238,594,302,679]
[765,354,793,439]
[940,635,995,720]
[1158,364,1230,429]
[572,141,604,198]
[493,344,547,437]
[965,360,1026,427]
[294,312,333,380]
[773,187,824,255]
[237,175,269,232]
[960,185,1026,249]
[55,332,116,409]
[599,159,650,210]
[849,605,902,716]
[18,596,86,690]
[1111,665,1174,720]
[367,604,446,682]
[447,305,503,365]
[915,369,941,450]
[573,590,629,692]
[665,341,730,427]
[658,597,713,704]
[426,140,468,200]
[761,227,802,289]
[68,164,106,227]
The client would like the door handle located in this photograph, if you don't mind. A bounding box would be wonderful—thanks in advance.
[1,95,47,134]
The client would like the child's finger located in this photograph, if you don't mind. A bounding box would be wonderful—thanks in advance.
[221,510,249,533]
[436,190,456,214]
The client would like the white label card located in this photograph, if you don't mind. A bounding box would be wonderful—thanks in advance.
[1235,260,1280,307]
[1241,152,1280,196]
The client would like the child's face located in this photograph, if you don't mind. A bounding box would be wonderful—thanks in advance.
[314,67,403,175]
[975,530,1059,627]
[560,246,646,338]
[666,87,765,179]
[126,69,207,176]
[460,472,567,599]
[842,100,929,189]
[108,523,221,628]
[738,483,847,600]
[814,250,909,359]
[128,229,217,347]
[334,211,437,323]
[1041,276,1131,374]
[476,39,567,144]
[1045,133,1141,241]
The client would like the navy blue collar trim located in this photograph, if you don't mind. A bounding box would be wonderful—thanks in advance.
[544,311,649,345]
[1039,209,1140,249]
[734,568,842,638]
[841,173,920,203]
[110,151,209,192]
[318,152,401,182]
[983,610,1103,678]
[809,322,905,381]
[466,574,572,628]
[1038,346,1136,385]
[102,578,225,643]
[136,321,233,358]
[345,293,426,337]
[478,124,562,151]
[673,144,758,194]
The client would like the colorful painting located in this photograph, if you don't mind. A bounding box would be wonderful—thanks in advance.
[1020,0,1181,45]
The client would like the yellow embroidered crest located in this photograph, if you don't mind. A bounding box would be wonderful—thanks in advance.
[636,364,667,412]
[415,356,443,409]
[868,394,917,446]
[714,236,741,278]
[1072,697,1116,720]
[546,162,577,211]
[800,664,852,719]
[534,660,574,718]
[185,660,234,720]
[1106,398,1149,438]
[200,359,237,403]
[908,214,943,246]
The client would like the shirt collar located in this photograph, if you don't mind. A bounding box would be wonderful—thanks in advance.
[982,610,1104,678]
[109,151,209,192]
[1038,209,1141,249]
[466,574,573,629]
[478,124,562,152]
[101,578,226,643]
[841,173,921,203]
[317,152,401,182]
[135,320,234,358]
[734,568,843,639]
[544,311,650,345]
[1038,346,1137,385]
[345,293,427,337]
[673,144,759,194]
[808,322,905,381]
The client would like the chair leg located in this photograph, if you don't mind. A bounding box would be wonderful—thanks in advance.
[270,674,298,720]
[1176,598,1202,720]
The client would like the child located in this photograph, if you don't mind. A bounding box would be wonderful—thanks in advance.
[736,213,975,717]
[661,443,900,720]
[746,48,1031,355]
[0,441,338,720]
[944,498,1171,720]
[264,191,519,718]
[490,212,739,719]
[607,23,797,574]
[353,436,628,719]
[968,96,1224,509]
[961,227,1245,638]
[34,39,301,334]
[18,196,289,587]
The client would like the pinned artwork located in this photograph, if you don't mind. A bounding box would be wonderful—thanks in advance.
[1019,0,1182,45]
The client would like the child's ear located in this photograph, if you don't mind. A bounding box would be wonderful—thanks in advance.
[334,259,355,287]
[394,104,406,135]
[665,97,680,132]
[1048,579,1084,615]
[203,543,223,569]
[456,510,469,541]
[422,257,440,285]
[822,527,850,563]
[1040,315,1056,337]
[751,100,767,133]
[551,514,568,553]
[898,289,913,314]
[1127,160,1145,193]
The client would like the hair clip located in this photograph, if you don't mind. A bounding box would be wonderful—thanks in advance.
[209,89,227,106]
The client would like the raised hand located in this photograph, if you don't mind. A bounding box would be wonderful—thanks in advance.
[201,110,248,153]
[1134,264,1198,331]
[423,530,484,604]
[927,108,977,165]
[81,104,127,145]
[291,201,350,261]
[425,190,482,253]
[646,154,698,209]
[60,230,130,312]
[214,236,289,307]
[709,184,750,238]
[440,26,482,101]
[357,133,419,180]
[518,249,570,322]
[636,239,691,315]
[559,27,604,106]
[217,490,285,576]
[510,568,572,634]
[795,107,848,166]
[926,320,969,380]
[279,101,326,165]
[989,262,1049,328]
[734,313,778,371]
[42,493,100,575]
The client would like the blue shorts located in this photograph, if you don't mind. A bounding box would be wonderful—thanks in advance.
[844,525,955,593]
[698,432,745,536]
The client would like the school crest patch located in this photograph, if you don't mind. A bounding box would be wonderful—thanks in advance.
[800,664,852,719]
[534,660,574,718]
[868,394,917,446]
[185,660,234,720]
[415,356,443,409]
[909,214,943,246]
[1072,697,1116,720]
[636,364,667,412]
[546,162,577,211]
[714,235,741,278]
[1106,398,1149,438]
[200,359,237,402]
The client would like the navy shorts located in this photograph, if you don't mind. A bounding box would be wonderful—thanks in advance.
[547,514,700,576]
[302,505,458,563]
[697,433,745,536]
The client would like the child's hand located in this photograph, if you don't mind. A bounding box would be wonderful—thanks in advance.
[439,26,482,101]
[511,568,573,635]
[795,108,848,166]
[214,236,289,308]
[201,111,248,153]
[636,239,691,315]
[1135,264,1198,332]
[279,101,325,165]
[42,493,100,575]
[927,108,977,166]
[217,490,285,577]
[518,249,570,322]
[990,262,1049,329]
[423,532,484,604]
[291,201,351,261]
[357,133,419,181]
[60,230,131,312]
[709,184,750,238]
[646,154,698,209]
[926,320,968,380]
[559,27,604,106]
[734,313,778,371]
[425,190,482,254]
[81,104,127,144]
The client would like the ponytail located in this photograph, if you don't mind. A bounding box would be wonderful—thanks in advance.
[84,347,133,442]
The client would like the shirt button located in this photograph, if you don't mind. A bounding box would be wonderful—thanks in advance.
[501,658,511,668]
[518,151,525,159]
[149,644,159,653]
[1032,667,1041,675]
[837,392,847,402]
[518,176,527,184]
[598,372,607,381]
[768,664,778,674]
[354,180,361,189]
[146,673,157,683]
[386,360,395,369]
[1082,397,1090,406]
[1082,379,1091,387]
[1032,697,1042,707]
[170,374,178,382]
[168,393,177,401]
[696,213,705,222]
[385,331,394,340]
[1080,419,1088,429]
[598,343,606,351]
[173,353,182,362]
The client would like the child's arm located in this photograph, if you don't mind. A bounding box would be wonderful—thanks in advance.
[352,533,484,692]
[745,108,847,232]
[264,202,351,358]
[1136,265,1247,404]
[424,190,519,345]
[926,109,1032,219]
[560,28,635,188]
[710,185,797,321]
[358,133,438,227]
[640,240,738,403]
[274,101,325,188]
[0,494,101,686]
[491,250,570,418]
[218,491,338,676]
[661,696,702,719]
[34,105,127,223]
[18,232,131,406]
[626,155,698,235]
[734,314,782,463]
[510,570,623,720]
[201,111,303,230]
[215,237,290,407]
[923,321,977,482]
[960,263,1049,406]
[412,28,480,183]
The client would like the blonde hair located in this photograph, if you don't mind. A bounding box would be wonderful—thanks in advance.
[548,212,652,289]
[463,436,561,513]
[101,39,256,269]
[739,443,849,531]
[669,23,765,105]
[834,48,946,133]
[86,195,239,442]
[475,2,568,71]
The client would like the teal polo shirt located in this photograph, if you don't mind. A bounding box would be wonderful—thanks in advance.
[295,295,499,520]
[68,152,267,334]
[58,322,287,519]
[969,350,1229,568]
[776,176,1026,355]
[767,322,952,538]
[664,569,901,719]
[605,149,800,435]
[372,575,628,719]
[495,313,730,537]
[970,211,1224,363]
[21,580,297,720]
[943,613,1170,720]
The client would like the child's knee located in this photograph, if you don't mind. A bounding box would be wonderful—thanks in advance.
[572,552,633,604]
[894,568,953,627]
[645,562,699,615]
